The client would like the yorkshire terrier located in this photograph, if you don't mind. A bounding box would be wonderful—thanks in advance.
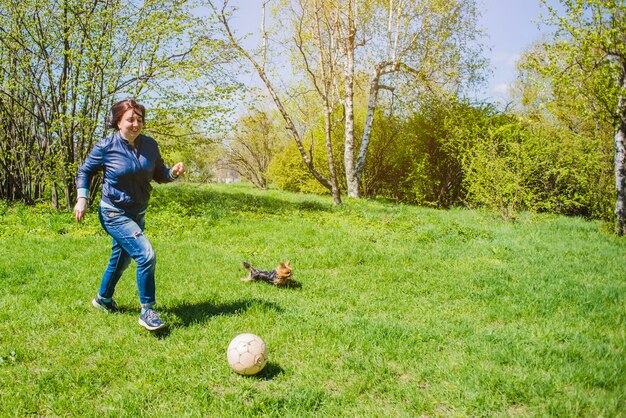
[241,261,295,286]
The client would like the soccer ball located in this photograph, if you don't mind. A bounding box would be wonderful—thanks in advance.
[227,333,268,375]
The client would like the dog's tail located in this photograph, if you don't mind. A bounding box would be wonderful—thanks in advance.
[242,261,252,270]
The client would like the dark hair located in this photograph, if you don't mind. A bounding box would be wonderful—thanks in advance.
[107,98,146,130]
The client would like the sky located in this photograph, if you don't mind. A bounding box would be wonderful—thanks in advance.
[478,0,551,102]
[226,0,554,104]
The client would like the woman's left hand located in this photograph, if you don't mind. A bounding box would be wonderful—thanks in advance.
[172,162,185,177]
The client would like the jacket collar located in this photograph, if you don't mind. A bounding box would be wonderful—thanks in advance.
[115,130,143,148]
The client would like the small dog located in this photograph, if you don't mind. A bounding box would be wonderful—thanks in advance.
[241,261,295,286]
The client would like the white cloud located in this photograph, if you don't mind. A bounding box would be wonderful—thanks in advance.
[492,52,521,68]
[492,83,512,96]
[508,53,521,67]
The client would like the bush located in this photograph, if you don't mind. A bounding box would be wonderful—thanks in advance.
[462,122,528,220]
[520,121,613,219]
[268,140,332,195]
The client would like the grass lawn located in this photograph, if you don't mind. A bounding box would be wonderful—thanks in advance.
[0,182,624,416]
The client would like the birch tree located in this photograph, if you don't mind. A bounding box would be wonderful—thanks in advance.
[282,0,485,198]
[292,0,344,203]
[529,0,626,234]
[208,0,340,203]
[208,0,483,200]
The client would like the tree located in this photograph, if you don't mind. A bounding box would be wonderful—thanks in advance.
[208,0,341,203]
[224,108,286,189]
[208,0,485,202]
[361,97,526,217]
[0,0,235,207]
[514,42,614,220]
[292,0,344,202]
[285,0,486,198]
[532,0,626,234]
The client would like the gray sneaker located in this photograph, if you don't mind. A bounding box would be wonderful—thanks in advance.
[138,309,166,331]
[92,298,118,313]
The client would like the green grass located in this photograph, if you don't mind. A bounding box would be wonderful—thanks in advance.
[0,182,624,416]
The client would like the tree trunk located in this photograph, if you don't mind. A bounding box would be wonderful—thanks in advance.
[343,66,358,198]
[323,106,342,205]
[614,127,626,235]
[51,182,59,210]
[614,67,626,235]
[312,0,341,205]
[343,1,359,199]
[355,63,387,183]
[63,181,72,210]
[211,1,335,197]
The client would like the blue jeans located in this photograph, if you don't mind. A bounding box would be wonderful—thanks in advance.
[97,206,156,308]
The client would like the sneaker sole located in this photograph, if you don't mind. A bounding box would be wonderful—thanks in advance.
[92,298,111,313]
[138,318,166,331]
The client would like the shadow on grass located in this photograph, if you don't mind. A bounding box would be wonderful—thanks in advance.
[150,183,332,219]
[109,305,136,315]
[151,327,171,339]
[165,298,283,327]
[245,280,303,290]
[251,362,284,380]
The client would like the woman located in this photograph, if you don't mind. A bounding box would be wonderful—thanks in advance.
[74,98,185,331]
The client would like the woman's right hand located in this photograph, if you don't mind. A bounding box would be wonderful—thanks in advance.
[74,198,88,223]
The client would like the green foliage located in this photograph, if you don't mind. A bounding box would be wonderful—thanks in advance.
[267,109,343,195]
[147,112,226,183]
[451,101,613,220]
[536,0,625,124]
[360,105,463,207]
[360,95,614,220]
[399,103,467,207]
[159,134,221,183]
[461,122,526,219]
[520,120,614,219]
[223,109,290,189]
[359,113,411,201]
[525,0,626,233]
[362,99,502,209]
[514,15,618,222]
[268,139,332,196]
[0,0,239,206]
[0,183,624,415]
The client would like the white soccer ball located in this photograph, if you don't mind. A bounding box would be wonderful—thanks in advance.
[227,333,268,375]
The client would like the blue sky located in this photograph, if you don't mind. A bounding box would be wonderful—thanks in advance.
[479,0,550,102]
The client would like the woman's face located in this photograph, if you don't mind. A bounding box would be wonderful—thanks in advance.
[118,108,144,142]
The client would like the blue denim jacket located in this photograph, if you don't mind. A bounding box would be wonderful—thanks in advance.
[76,131,175,214]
